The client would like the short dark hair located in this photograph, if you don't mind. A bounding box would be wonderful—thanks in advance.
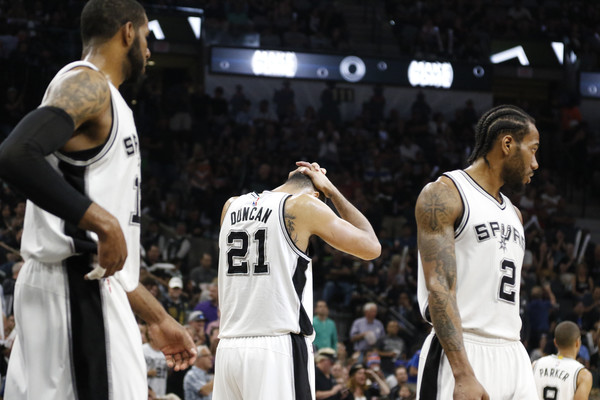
[554,321,580,348]
[286,171,325,202]
[467,105,535,165]
[81,0,146,46]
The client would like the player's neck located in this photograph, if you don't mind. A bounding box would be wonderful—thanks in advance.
[464,160,503,201]
[82,46,126,88]
[557,349,577,359]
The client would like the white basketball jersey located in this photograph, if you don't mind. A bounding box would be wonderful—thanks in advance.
[218,191,314,338]
[20,61,141,291]
[533,355,584,400]
[417,170,525,340]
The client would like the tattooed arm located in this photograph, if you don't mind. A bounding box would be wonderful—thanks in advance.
[285,163,380,260]
[415,177,489,400]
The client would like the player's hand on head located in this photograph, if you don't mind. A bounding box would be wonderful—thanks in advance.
[148,315,197,371]
[295,161,333,198]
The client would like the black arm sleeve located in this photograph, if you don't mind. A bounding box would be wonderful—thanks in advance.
[0,106,93,225]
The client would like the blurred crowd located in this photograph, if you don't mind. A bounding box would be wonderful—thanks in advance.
[1,0,600,399]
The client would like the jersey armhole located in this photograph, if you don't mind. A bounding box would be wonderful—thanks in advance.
[279,194,311,261]
[442,173,469,239]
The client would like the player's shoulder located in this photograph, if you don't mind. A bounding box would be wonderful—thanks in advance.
[416,175,462,212]
[42,66,111,127]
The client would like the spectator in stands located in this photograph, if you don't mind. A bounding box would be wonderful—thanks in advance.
[193,283,219,324]
[183,345,214,400]
[347,362,390,399]
[313,299,338,351]
[322,251,355,310]
[187,310,208,347]
[163,277,189,325]
[376,320,406,377]
[315,347,350,400]
[189,253,217,287]
[349,302,385,358]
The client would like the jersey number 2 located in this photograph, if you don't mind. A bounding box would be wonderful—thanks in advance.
[498,259,516,303]
[227,229,269,275]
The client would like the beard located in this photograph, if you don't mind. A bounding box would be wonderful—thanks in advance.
[125,34,145,83]
[501,149,526,194]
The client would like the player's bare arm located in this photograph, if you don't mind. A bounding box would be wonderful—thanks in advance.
[290,161,381,260]
[127,284,197,371]
[416,177,489,400]
[41,67,111,138]
[574,368,592,400]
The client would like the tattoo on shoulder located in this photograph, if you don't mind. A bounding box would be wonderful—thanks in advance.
[417,184,456,233]
[45,69,109,126]
[284,212,299,245]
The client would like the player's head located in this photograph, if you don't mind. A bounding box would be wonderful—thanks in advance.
[286,170,325,201]
[81,0,150,81]
[554,321,581,350]
[468,105,539,192]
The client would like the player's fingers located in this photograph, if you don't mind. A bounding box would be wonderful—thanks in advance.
[320,167,327,175]
[311,162,321,170]
[165,354,175,368]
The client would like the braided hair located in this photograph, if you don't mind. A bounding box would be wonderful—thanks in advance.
[467,105,535,165]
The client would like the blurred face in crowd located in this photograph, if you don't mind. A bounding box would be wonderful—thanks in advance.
[315,300,329,318]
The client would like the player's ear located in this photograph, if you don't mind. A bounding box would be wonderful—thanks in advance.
[121,21,136,47]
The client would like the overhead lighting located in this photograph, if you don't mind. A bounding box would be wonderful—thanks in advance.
[148,20,165,40]
[490,45,529,66]
[188,16,202,39]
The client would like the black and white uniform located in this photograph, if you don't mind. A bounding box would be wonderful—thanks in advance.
[416,170,536,399]
[213,191,315,400]
[533,355,584,400]
[5,61,146,400]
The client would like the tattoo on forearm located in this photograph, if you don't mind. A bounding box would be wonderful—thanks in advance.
[430,289,463,352]
[284,213,298,245]
[46,69,109,126]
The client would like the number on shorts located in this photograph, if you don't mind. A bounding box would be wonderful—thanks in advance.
[226,229,269,275]
[542,386,558,400]
[498,259,516,303]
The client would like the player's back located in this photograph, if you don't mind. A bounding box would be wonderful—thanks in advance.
[218,191,313,338]
[533,355,584,400]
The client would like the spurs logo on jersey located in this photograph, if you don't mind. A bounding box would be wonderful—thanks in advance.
[534,355,584,400]
[218,191,314,339]
[417,169,525,340]
[20,61,141,291]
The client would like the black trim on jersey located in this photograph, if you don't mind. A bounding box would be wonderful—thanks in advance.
[279,195,311,261]
[57,102,112,162]
[419,334,443,399]
[442,172,470,239]
[65,254,109,400]
[58,160,98,253]
[55,99,118,167]
[292,257,313,335]
[290,333,312,400]
[458,170,507,210]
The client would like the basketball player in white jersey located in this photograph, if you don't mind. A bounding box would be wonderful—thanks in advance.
[415,105,540,399]
[212,161,381,400]
[0,1,196,399]
[533,321,592,400]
